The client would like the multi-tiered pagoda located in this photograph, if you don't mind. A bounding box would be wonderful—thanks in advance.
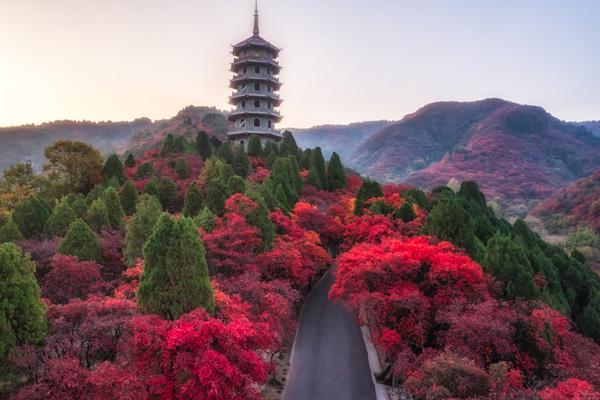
[227,2,282,146]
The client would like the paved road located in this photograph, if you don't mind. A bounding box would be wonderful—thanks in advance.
[283,270,377,400]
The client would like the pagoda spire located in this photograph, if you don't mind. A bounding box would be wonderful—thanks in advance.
[253,0,259,36]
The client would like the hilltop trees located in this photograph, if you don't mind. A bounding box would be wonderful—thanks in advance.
[12,195,51,239]
[326,152,347,191]
[0,243,46,360]
[123,194,162,265]
[58,219,102,261]
[138,215,215,319]
[44,140,103,195]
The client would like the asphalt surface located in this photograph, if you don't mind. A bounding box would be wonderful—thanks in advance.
[282,270,377,400]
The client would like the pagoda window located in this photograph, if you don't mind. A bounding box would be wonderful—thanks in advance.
[254,66,260,74]
[268,121,272,128]
[254,83,260,91]
[242,84,247,91]
[254,118,261,127]
[243,67,247,74]
[254,100,260,108]
[242,101,246,108]
[240,119,246,128]
[267,85,271,92]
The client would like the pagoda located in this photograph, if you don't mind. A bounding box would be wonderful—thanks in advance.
[227,1,282,146]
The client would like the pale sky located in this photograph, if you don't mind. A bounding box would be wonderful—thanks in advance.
[1,0,599,128]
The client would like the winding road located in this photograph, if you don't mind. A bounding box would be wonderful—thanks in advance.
[282,270,377,400]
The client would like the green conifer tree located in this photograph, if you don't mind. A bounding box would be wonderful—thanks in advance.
[299,148,312,170]
[0,218,24,243]
[194,207,216,232]
[227,175,247,195]
[0,243,47,360]
[102,187,125,229]
[158,178,178,211]
[119,180,139,215]
[103,154,125,184]
[309,147,327,189]
[395,202,417,222]
[354,180,383,215]
[275,184,290,212]
[135,162,154,179]
[216,141,234,164]
[68,193,88,218]
[143,179,160,198]
[245,190,276,250]
[306,166,323,189]
[174,158,188,179]
[182,182,203,217]
[247,135,263,157]
[58,219,102,261]
[231,144,251,178]
[138,215,215,319]
[44,198,76,236]
[195,131,212,160]
[12,195,51,239]
[125,153,136,168]
[206,178,228,215]
[123,194,162,265]
[326,152,347,191]
[279,131,300,158]
[86,198,110,232]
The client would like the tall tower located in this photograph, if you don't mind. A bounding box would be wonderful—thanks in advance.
[227,1,282,146]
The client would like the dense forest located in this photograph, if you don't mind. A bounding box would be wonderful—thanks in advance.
[0,130,599,399]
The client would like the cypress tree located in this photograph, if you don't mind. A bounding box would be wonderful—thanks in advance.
[354,180,383,215]
[85,184,105,206]
[309,147,327,189]
[299,149,312,170]
[125,153,136,168]
[326,152,347,191]
[306,165,323,189]
[279,131,300,158]
[12,195,51,239]
[203,157,234,183]
[182,182,203,217]
[209,135,222,150]
[103,154,125,184]
[135,162,154,179]
[216,141,234,164]
[247,135,263,157]
[423,195,477,256]
[194,207,216,232]
[58,219,102,261]
[269,157,299,206]
[275,184,290,212]
[258,183,278,211]
[123,194,162,265]
[161,134,176,155]
[232,144,251,178]
[102,187,125,229]
[106,176,120,189]
[138,215,215,319]
[120,180,139,215]
[44,198,76,236]
[245,190,276,250]
[175,158,188,179]
[158,178,178,210]
[227,175,247,195]
[195,131,212,160]
[86,198,110,232]
[288,155,303,194]
[0,218,24,243]
[0,243,47,360]
[143,179,160,198]
[577,291,600,343]
[68,193,88,218]
[206,178,228,215]
[395,202,417,222]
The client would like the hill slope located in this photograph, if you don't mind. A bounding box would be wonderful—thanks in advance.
[579,120,600,137]
[350,99,600,214]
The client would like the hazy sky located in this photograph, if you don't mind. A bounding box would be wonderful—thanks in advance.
[1,0,599,128]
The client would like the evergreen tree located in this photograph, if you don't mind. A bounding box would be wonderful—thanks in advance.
[138,215,215,319]
[227,175,246,195]
[299,148,312,170]
[354,180,383,215]
[106,176,120,189]
[44,198,76,236]
[247,135,263,157]
[269,157,300,206]
[231,144,251,178]
[209,135,222,150]
[263,141,279,165]
[158,178,178,210]
[275,184,290,212]
[135,162,154,179]
[161,134,177,155]
[216,141,234,164]
[86,198,110,232]
[58,219,102,261]
[577,291,600,343]
[66,193,87,218]
[0,218,23,243]
[103,154,125,184]
[194,207,216,232]
[402,188,430,210]
[369,200,395,216]
[395,202,417,222]
[309,147,327,189]
[102,187,125,229]
[258,183,278,211]
[458,181,487,208]
[123,194,162,265]
[119,180,139,215]
[484,234,539,300]
[0,243,46,360]
[306,165,323,189]
[245,190,275,250]
[85,184,105,206]
[206,178,228,215]
[125,152,136,168]
[202,157,235,183]
[326,152,347,191]
[143,179,160,198]
[279,131,300,158]
[174,158,188,179]
[288,155,303,194]
[12,195,51,239]
[195,131,212,160]
[182,183,203,217]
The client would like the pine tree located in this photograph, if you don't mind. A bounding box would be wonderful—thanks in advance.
[135,162,154,179]
[354,179,383,215]
[288,155,303,194]
[85,184,105,206]
[227,175,246,195]
[306,166,323,189]
[245,190,276,250]
[161,134,176,155]
[158,178,178,211]
[395,202,417,222]
[0,218,24,243]
[326,152,347,191]
[216,141,234,164]
[119,180,139,215]
[103,154,125,184]
[123,194,162,265]
[309,147,327,189]
[279,131,300,158]
[86,198,110,231]
[299,149,312,170]
[143,179,160,198]
[12,195,51,238]
[44,198,76,236]
[269,157,299,206]
[175,158,188,179]
[194,207,216,232]
[182,182,203,217]
[68,193,88,218]
[102,187,125,229]
[206,178,228,215]
[275,184,290,212]
[577,291,600,343]
[58,219,102,261]
[0,243,47,360]
[232,144,251,178]
[195,131,212,160]
[125,153,136,168]
[258,183,278,211]
[247,135,263,157]
[423,195,477,256]
[138,215,215,319]
[202,157,234,183]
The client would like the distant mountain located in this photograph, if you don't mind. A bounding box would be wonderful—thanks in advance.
[291,121,393,162]
[0,106,228,173]
[349,99,600,215]
[531,168,600,234]
[578,121,600,137]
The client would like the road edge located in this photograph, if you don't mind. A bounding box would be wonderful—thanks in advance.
[361,326,391,400]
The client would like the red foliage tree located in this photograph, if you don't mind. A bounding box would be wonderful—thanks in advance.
[43,254,102,304]
[538,378,600,400]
